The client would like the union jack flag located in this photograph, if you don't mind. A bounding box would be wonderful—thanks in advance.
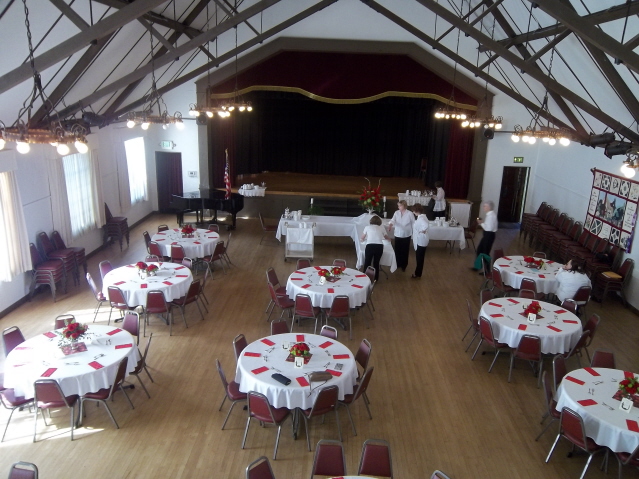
[224,148,231,200]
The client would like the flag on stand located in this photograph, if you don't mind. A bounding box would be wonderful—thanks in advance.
[224,148,231,200]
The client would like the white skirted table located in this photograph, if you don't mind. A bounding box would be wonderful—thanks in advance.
[493,255,564,295]
[286,266,370,309]
[151,228,219,259]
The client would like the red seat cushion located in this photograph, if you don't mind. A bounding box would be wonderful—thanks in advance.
[227,381,247,401]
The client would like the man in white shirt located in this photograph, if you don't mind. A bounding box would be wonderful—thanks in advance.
[474,201,498,269]
[411,203,429,278]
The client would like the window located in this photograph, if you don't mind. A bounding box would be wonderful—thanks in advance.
[63,153,98,237]
[124,137,148,204]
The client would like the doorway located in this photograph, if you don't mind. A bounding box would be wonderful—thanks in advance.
[497,166,530,223]
[156,152,183,213]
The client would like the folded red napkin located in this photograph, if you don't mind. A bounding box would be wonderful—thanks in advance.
[107,328,122,336]
[294,271,305,274]
[490,314,503,318]
[176,275,188,278]
[518,324,527,331]
[577,399,598,406]
[114,281,126,285]
[355,274,367,278]
[333,354,350,359]
[624,371,635,379]
[14,346,30,350]
[502,256,511,260]
[261,338,275,346]
[584,367,600,376]
[547,325,562,332]
[156,238,165,241]
[115,343,133,349]
[141,284,147,289]
[88,361,104,370]
[565,376,585,385]
[555,310,567,314]
[296,334,305,342]
[41,368,57,377]
[627,419,639,433]
[291,278,303,281]
[244,352,261,357]
[515,271,523,275]
[539,274,546,278]
[507,299,520,304]
[173,228,179,231]
[319,341,333,349]
[328,288,335,293]
[296,376,310,387]
[205,230,213,233]
[43,331,56,338]
[547,260,554,264]
[251,366,269,375]
[488,302,501,307]
[313,266,321,270]
[194,241,201,244]
[157,232,165,235]
[175,266,186,270]
[326,369,342,377]
[207,236,215,239]
[163,281,173,286]
[352,284,363,289]
[301,284,311,289]
[171,242,178,245]
[563,320,579,324]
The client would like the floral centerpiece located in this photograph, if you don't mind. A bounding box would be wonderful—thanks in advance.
[57,318,89,351]
[330,266,345,277]
[523,301,542,316]
[146,264,159,276]
[135,261,147,271]
[181,224,195,237]
[523,256,544,269]
[318,268,331,278]
[286,342,312,364]
[614,373,639,407]
[359,178,382,214]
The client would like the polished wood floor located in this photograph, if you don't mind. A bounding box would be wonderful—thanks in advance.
[0,215,637,478]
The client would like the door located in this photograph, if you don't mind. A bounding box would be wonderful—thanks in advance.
[156,152,183,213]
[498,166,530,223]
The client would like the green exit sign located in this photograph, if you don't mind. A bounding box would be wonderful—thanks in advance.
[513,157,524,163]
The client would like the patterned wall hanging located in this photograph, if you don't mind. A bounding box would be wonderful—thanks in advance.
[586,169,638,253]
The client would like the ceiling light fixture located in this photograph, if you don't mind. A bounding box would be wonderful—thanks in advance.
[434,17,469,122]
[621,150,639,178]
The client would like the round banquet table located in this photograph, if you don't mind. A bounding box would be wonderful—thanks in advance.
[479,297,582,354]
[493,255,564,295]
[556,368,639,453]
[151,228,219,258]
[3,325,140,400]
[102,262,192,307]
[235,333,358,410]
[286,267,371,308]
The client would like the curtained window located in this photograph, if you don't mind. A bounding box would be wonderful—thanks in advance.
[0,171,32,282]
[62,152,100,238]
[124,137,147,204]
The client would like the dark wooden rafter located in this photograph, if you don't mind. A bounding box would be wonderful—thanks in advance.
[215,0,260,37]
[138,17,177,53]
[49,0,89,31]
[434,0,487,42]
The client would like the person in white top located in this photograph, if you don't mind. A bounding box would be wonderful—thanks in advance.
[475,200,498,262]
[411,203,429,279]
[389,200,415,272]
[555,259,592,303]
[433,181,446,218]
[360,215,389,281]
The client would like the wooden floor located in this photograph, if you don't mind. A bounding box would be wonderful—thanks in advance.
[0,215,638,479]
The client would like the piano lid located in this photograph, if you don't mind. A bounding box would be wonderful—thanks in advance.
[180,189,242,200]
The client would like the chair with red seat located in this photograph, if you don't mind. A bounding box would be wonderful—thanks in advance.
[99,260,113,282]
[265,267,286,315]
[221,232,233,267]
[615,443,639,478]
[233,334,248,362]
[545,407,606,478]
[37,231,78,286]
[266,282,295,323]
[480,288,494,304]
[145,254,160,263]
[169,244,185,264]
[104,203,129,251]
[561,298,578,315]
[338,367,374,436]
[28,243,66,302]
[310,439,346,479]
[129,333,154,398]
[581,314,601,363]
[242,391,291,460]
[201,241,227,276]
[1,386,34,442]
[245,456,275,479]
[33,379,79,441]
[491,248,504,264]
[480,256,493,291]
[121,310,140,345]
[508,334,542,387]
[259,213,278,245]
[157,224,169,232]
[170,280,203,330]
[552,354,568,395]
[464,220,478,252]
[292,294,322,334]
[572,285,592,318]
[144,290,173,336]
[7,461,38,479]
[216,359,247,429]
[271,320,290,335]
[357,438,392,478]
[332,259,347,268]
[590,349,615,369]
[355,339,372,380]
[79,357,133,429]
[462,299,480,353]
[471,316,510,372]
[520,277,545,300]
[3,326,25,357]
[54,314,74,330]
[300,385,341,451]
[148,241,168,262]
[142,231,152,251]
[86,272,106,322]
[492,267,517,297]
[594,258,634,307]
[297,258,312,269]
[51,230,87,278]
[207,224,220,233]
[107,286,130,325]
[319,325,338,340]
[323,295,352,339]
[562,330,591,367]
[536,370,561,442]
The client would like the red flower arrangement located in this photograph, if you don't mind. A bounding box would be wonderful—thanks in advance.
[523,301,542,316]
[523,256,544,269]
[318,268,331,278]
[359,178,382,212]
[181,224,195,235]
[619,375,639,397]
[57,318,88,346]
[330,266,345,276]
[147,264,159,273]
[287,342,313,364]
[135,261,148,270]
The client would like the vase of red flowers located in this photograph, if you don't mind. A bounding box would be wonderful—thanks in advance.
[146,264,159,277]
[523,256,545,270]
[181,224,195,238]
[359,178,382,214]
[523,301,542,317]
[57,318,88,349]
[287,342,312,364]
[136,261,148,279]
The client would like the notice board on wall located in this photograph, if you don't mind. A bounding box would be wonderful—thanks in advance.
[586,169,638,253]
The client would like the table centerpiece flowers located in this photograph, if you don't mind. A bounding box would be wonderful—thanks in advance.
[136,261,148,279]
[146,264,159,276]
[614,373,639,407]
[523,256,545,269]
[181,224,195,237]
[57,318,90,353]
[286,342,312,364]
[359,178,382,214]
[522,301,542,316]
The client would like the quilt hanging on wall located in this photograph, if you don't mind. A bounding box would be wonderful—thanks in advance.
[586,169,638,253]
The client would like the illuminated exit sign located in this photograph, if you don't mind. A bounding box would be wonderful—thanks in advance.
[513,157,524,163]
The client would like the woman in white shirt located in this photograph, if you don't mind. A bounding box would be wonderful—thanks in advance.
[360,215,389,281]
[411,203,429,279]
[555,259,592,303]
[433,181,446,218]
[389,200,415,272]
[476,200,498,259]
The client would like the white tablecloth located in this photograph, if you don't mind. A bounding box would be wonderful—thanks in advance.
[3,325,140,399]
[449,201,473,228]
[355,239,397,273]
[239,187,266,197]
[102,262,192,307]
[493,255,564,295]
[397,193,433,206]
[151,228,219,259]
[426,222,466,249]
[479,298,582,354]
[556,368,639,453]
[286,266,370,309]
[235,333,357,410]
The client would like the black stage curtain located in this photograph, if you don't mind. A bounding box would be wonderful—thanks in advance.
[209,91,465,187]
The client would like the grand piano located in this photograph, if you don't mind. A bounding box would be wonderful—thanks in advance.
[170,189,244,229]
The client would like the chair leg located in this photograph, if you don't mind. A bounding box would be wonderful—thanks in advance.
[341,403,357,436]
[119,387,135,410]
[195,301,204,320]
[303,415,311,451]
[471,338,484,360]
[465,331,479,352]
[545,434,562,463]
[335,409,342,442]
[136,374,151,399]
[241,417,251,449]
[274,423,283,460]
[508,353,515,383]
[222,400,242,430]
[1,407,18,442]
[488,349,503,373]
[535,417,557,441]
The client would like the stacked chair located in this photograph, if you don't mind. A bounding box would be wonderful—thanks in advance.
[37,232,78,286]
[104,203,129,251]
[28,243,66,302]
[51,230,87,277]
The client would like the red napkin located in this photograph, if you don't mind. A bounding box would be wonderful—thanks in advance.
[518,324,527,331]
[515,271,523,275]
[193,241,201,244]
[627,420,639,433]
[507,299,520,304]
[205,230,213,233]
[156,238,165,241]
[302,284,311,289]
[294,271,305,274]
[163,281,173,286]
[355,274,367,278]
[328,288,335,293]
[251,366,269,375]
[565,376,585,385]
[555,310,567,314]
[156,232,165,235]
[333,354,350,359]
[114,281,126,285]
[313,266,321,270]
[296,334,305,342]
[207,236,215,239]
[171,242,178,245]
[41,368,57,377]
[547,260,554,264]
[175,266,186,270]
[173,228,179,231]
[624,371,635,379]
[296,376,310,387]
[538,274,546,278]
[115,343,133,349]
[502,256,511,260]
[176,275,188,278]
[141,284,147,289]
[291,278,303,281]
[490,314,504,318]
[261,338,275,346]
[14,346,30,350]
[563,320,579,324]
[244,352,261,357]
[577,399,598,406]
[107,328,122,336]
[88,361,104,370]
[547,325,562,332]
[488,302,501,307]
[352,284,363,289]
[326,369,342,377]
[584,367,600,376]
[43,331,56,338]
[319,341,333,349]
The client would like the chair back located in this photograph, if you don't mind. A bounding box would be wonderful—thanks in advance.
[216,359,229,391]
[111,357,129,395]
[99,260,113,280]
[365,266,375,283]
[145,255,160,263]
[294,294,315,317]
[566,330,591,359]
[520,278,539,294]
[3,326,25,357]
[268,282,289,308]
[8,461,38,479]
[208,224,220,233]
[560,407,589,449]
[312,440,346,477]
[170,244,185,262]
[515,334,541,361]
[355,338,372,372]
[143,231,151,249]
[29,243,44,268]
[590,349,615,369]
[122,311,140,338]
[492,267,505,290]
[308,385,339,417]
[145,290,169,314]
[107,286,128,307]
[583,314,600,345]
[552,354,567,392]
[157,224,169,232]
[54,314,74,330]
[478,316,498,346]
[491,248,504,263]
[573,285,591,305]
[328,295,350,319]
[211,241,225,259]
[320,325,338,339]
[86,273,103,301]
[430,471,452,479]
[480,288,493,304]
[247,391,277,423]
[34,379,74,407]
[518,289,536,299]
[560,299,577,314]
[148,241,163,258]
[184,280,201,304]
[51,230,67,250]
[297,258,311,269]
[245,456,275,479]
[466,299,477,330]
[358,437,392,478]
[271,320,289,335]
[105,203,114,221]
[618,258,635,282]
[37,232,56,256]
[266,267,280,288]
[352,366,374,402]
[332,259,347,268]
[233,334,248,361]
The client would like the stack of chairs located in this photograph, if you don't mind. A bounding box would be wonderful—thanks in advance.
[37,232,78,286]
[520,203,553,245]
[28,243,66,302]
[536,214,573,255]
[104,203,129,251]
[52,230,87,277]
